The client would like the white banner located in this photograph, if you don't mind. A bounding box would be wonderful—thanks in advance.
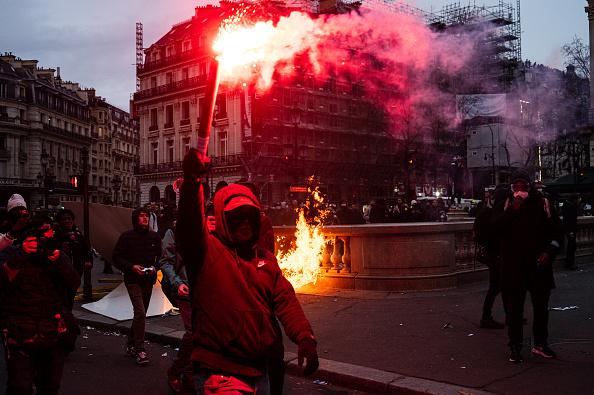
[456,94,506,120]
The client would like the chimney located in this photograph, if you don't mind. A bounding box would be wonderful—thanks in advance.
[56,66,61,80]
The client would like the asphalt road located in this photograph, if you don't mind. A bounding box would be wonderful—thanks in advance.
[0,327,372,395]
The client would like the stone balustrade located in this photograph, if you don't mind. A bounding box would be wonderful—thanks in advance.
[274,216,594,291]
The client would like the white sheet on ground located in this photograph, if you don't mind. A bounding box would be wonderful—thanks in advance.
[81,282,173,321]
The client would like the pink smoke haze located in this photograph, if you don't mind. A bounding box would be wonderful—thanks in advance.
[213,7,476,136]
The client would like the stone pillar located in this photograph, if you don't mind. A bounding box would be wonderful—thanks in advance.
[586,2,594,114]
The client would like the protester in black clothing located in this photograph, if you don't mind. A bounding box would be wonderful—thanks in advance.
[369,199,388,223]
[492,170,563,363]
[474,186,507,329]
[561,194,579,270]
[0,214,80,395]
[113,208,161,365]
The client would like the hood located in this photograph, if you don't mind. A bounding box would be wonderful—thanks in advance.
[132,207,150,231]
[214,184,260,246]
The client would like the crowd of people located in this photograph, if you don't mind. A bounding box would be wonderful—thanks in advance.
[0,157,587,393]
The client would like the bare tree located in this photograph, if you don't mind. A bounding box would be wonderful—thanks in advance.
[562,35,590,80]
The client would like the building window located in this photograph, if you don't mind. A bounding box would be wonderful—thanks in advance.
[167,140,174,163]
[151,77,157,89]
[0,135,6,149]
[0,82,6,98]
[149,108,158,130]
[165,105,173,128]
[152,142,158,164]
[183,137,190,154]
[166,46,174,57]
[215,94,227,119]
[166,72,173,85]
[181,101,190,120]
[218,131,227,157]
[182,41,192,52]
[182,67,189,80]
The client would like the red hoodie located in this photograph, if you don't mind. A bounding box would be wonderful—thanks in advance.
[177,182,314,377]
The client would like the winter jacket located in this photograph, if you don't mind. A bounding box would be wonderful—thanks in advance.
[491,190,563,291]
[54,226,92,275]
[561,201,578,234]
[112,208,161,286]
[0,246,80,340]
[177,181,314,377]
[159,228,187,290]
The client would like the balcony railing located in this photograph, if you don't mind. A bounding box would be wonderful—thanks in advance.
[273,217,594,291]
[134,75,209,101]
[42,123,93,144]
[137,49,203,74]
[136,154,247,175]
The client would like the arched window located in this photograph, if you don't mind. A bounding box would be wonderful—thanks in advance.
[165,185,176,205]
[149,186,160,203]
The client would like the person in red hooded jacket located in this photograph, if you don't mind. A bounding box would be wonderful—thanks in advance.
[177,149,318,394]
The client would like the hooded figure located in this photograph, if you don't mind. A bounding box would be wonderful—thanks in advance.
[177,149,318,394]
[112,207,161,365]
[491,169,562,363]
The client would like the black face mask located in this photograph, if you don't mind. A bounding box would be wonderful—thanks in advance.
[225,206,260,235]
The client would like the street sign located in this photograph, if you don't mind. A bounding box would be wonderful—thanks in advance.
[289,186,308,193]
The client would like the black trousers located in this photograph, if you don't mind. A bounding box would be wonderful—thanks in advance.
[565,233,577,267]
[125,283,153,351]
[4,342,66,395]
[503,286,550,349]
[482,262,506,320]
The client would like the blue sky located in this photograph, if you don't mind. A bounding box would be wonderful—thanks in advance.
[0,0,589,110]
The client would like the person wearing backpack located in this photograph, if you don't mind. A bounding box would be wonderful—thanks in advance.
[491,169,563,363]
[474,186,505,329]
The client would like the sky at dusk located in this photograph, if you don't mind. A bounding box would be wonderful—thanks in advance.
[0,0,589,111]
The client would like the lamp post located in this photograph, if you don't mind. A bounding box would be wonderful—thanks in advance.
[111,175,122,206]
[38,150,54,209]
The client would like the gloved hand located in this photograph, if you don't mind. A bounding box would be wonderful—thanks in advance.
[182,148,209,181]
[298,337,319,376]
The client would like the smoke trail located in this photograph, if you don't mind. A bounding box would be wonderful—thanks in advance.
[214,7,477,137]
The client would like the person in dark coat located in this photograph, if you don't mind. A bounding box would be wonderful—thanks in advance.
[112,208,161,365]
[177,149,318,394]
[561,194,579,270]
[54,209,92,311]
[474,186,508,329]
[0,214,80,395]
[492,170,563,363]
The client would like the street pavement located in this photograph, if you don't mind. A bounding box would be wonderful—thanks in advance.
[0,327,371,394]
[2,255,593,394]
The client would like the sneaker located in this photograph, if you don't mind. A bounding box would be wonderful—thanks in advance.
[480,318,505,329]
[532,345,557,359]
[126,345,137,357]
[509,348,524,363]
[136,351,150,365]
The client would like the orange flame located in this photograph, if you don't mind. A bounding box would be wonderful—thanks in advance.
[277,179,330,289]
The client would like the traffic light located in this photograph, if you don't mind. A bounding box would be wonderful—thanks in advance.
[69,175,79,190]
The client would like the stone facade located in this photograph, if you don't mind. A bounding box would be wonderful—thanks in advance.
[0,53,139,209]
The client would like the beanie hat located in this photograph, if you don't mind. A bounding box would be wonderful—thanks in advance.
[510,169,531,184]
[7,194,27,212]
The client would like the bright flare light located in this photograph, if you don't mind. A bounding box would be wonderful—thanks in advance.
[213,12,320,88]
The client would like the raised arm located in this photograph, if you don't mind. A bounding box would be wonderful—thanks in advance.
[176,148,209,284]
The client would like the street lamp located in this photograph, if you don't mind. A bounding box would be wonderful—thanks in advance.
[111,175,122,206]
[38,150,54,209]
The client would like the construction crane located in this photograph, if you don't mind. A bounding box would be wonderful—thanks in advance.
[136,22,143,92]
